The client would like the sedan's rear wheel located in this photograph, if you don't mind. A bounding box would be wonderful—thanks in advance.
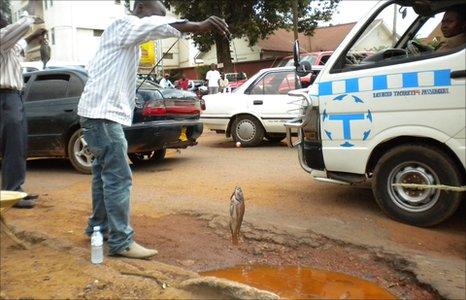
[68,129,93,174]
[129,149,166,166]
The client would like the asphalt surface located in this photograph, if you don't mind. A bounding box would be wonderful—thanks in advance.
[19,131,466,298]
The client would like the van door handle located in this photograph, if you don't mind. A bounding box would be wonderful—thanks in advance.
[253,100,263,105]
[64,109,74,112]
[451,70,466,79]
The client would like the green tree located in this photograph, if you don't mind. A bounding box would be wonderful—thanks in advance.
[163,0,340,71]
[0,0,12,22]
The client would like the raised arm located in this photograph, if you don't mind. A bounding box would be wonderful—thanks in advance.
[119,15,183,47]
[170,16,230,39]
[0,17,34,53]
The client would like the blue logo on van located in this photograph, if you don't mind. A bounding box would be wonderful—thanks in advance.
[322,94,373,148]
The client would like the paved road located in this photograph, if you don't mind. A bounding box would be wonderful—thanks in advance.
[22,131,465,298]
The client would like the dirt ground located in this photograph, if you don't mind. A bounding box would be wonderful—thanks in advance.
[1,132,464,299]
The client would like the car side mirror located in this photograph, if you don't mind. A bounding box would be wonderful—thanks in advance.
[296,60,312,78]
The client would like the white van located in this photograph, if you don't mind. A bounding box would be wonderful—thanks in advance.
[285,0,465,226]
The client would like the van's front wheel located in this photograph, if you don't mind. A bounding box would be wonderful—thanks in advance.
[372,144,462,227]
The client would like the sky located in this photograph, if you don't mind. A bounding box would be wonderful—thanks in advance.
[325,0,378,25]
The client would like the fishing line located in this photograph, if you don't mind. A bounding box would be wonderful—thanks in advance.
[136,37,180,92]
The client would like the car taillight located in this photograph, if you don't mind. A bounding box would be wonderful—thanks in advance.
[143,99,201,116]
[143,99,166,116]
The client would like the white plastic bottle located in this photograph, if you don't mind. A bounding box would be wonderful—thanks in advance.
[91,226,104,264]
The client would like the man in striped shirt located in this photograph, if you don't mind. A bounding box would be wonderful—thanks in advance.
[0,12,46,208]
[78,0,229,259]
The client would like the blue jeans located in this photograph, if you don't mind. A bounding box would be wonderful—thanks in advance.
[0,90,27,191]
[80,118,133,254]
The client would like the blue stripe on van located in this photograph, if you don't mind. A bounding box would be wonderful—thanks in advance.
[434,69,451,86]
[373,75,388,90]
[346,78,359,93]
[402,72,419,88]
[319,82,333,96]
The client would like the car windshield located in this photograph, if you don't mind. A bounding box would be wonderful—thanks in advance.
[160,89,196,99]
[283,54,318,67]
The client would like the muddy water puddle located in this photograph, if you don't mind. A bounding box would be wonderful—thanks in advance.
[202,265,395,299]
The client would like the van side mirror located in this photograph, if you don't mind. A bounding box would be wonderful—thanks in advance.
[296,60,312,77]
[293,40,300,68]
[293,40,312,77]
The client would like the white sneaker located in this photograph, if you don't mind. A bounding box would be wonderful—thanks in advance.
[116,242,158,259]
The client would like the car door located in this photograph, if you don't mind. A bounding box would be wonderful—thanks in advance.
[316,3,466,173]
[24,72,83,156]
[245,69,301,133]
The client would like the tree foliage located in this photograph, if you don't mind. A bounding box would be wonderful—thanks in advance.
[0,0,12,22]
[162,0,340,69]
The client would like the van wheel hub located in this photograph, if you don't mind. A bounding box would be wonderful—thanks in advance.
[388,164,440,212]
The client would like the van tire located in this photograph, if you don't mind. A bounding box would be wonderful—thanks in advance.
[372,144,462,227]
[231,116,264,147]
[68,129,93,174]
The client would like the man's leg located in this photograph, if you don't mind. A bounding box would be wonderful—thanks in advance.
[100,121,134,254]
[0,91,27,192]
[80,118,155,258]
[80,118,109,237]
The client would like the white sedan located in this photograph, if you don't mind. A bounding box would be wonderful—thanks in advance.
[200,67,304,147]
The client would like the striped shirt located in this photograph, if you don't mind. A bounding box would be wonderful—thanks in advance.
[78,15,183,126]
[0,17,34,91]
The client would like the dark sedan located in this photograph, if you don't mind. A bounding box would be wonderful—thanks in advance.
[19,68,203,174]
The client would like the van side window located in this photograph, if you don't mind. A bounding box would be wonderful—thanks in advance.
[332,3,463,73]
[27,74,70,102]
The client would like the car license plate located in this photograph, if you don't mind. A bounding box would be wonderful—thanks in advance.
[179,127,188,142]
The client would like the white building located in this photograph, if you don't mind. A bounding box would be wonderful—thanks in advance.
[10,0,195,70]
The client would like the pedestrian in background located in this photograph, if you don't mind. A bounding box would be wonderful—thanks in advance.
[0,12,46,208]
[77,0,229,260]
[219,72,230,93]
[177,74,189,90]
[206,63,221,94]
[159,73,175,88]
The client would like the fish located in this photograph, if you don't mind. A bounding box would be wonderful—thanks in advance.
[40,37,51,69]
[229,186,245,245]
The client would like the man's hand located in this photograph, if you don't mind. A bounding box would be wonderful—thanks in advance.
[25,28,47,43]
[171,16,231,40]
[198,16,231,39]
[33,17,45,25]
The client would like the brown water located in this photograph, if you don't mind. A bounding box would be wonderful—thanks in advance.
[202,265,396,299]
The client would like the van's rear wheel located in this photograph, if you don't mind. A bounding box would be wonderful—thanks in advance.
[372,144,462,227]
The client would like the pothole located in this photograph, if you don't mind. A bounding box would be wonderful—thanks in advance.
[202,265,395,299]
[132,213,439,299]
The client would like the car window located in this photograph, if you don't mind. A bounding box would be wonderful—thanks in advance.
[67,74,84,98]
[319,55,331,65]
[27,74,70,102]
[138,90,163,102]
[250,71,298,95]
[303,55,318,65]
